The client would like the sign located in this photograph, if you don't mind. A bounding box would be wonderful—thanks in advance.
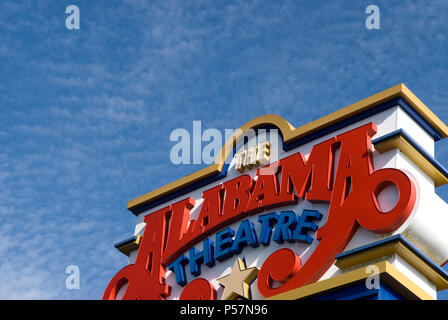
[103,84,448,300]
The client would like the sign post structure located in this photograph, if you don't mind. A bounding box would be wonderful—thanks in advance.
[104,84,448,300]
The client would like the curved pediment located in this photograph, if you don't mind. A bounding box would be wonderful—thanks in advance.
[127,83,448,214]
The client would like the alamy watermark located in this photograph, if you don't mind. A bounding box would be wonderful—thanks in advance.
[365,264,380,290]
[64,5,380,32]
[65,265,80,290]
[169,121,280,174]
[66,5,80,30]
[365,5,380,30]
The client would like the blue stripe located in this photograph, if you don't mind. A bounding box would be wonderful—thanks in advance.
[308,282,380,300]
[397,98,441,141]
[114,236,138,249]
[131,166,229,215]
[131,126,277,215]
[283,98,440,152]
[130,98,442,215]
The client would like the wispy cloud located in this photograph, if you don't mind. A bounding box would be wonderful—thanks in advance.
[0,0,448,299]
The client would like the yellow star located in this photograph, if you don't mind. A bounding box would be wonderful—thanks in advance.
[216,257,259,300]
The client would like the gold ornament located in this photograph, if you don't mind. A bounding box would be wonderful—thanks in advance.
[217,257,259,300]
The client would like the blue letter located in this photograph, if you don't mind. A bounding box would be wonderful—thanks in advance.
[273,211,297,244]
[257,212,279,246]
[231,220,259,254]
[189,238,215,277]
[214,227,235,262]
[167,254,189,286]
[292,209,322,243]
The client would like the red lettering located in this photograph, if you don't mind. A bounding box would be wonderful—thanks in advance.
[179,278,216,300]
[162,197,195,265]
[245,165,284,214]
[163,175,253,265]
[187,184,224,242]
[277,137,336,203]
[257,123,416,297]
[103,206,171,300]
[221,174,253,222]
[105,122,416,300]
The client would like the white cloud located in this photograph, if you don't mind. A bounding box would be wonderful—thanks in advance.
[1,0,448,300]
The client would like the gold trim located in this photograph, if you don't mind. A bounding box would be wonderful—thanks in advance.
[265,261,435,300]
[374,135,448,186]
[335,241,448,291]
[128,84,448,212]
[116,235,142,256]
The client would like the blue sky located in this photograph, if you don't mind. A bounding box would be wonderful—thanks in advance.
[1,0,448,299]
